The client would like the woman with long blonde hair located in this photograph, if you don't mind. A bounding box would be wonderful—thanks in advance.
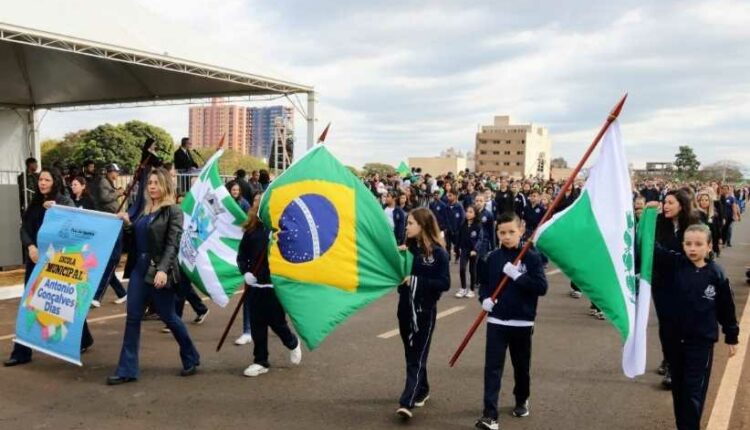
[696,189,722,257]
[395,208,450,419]
[107,168,200,385]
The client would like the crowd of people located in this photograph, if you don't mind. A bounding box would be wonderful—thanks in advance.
[371,167,745,429]
[7,144,749,430]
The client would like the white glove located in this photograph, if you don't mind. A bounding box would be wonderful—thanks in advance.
[482,298,496,313]
[244,272,257,285]
[503,262,523,281]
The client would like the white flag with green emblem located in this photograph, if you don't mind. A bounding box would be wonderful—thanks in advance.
[178,150,247,307]
[534,121,653,377]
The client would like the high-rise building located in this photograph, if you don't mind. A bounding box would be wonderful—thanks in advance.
[474,116,551,179]
[247,106,294,159]
[188,98,248,154]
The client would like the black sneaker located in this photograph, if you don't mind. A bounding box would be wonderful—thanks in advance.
[475,416,499,430]
[512,400,530,417]
[656,360,667,376]
[662,371,672,389]
[193,310,209,325]
[414,393,430,408]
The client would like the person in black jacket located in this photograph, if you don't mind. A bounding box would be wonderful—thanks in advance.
[651,222,739,430]
[69,176,96,210]
[696,189,722,258]
[653,190,701,389]
[475,212,548,430]
[4,169,94,367]
[107,168,200,385]
[455,206,482,298]
[395,208,450,419]
[494,179,514,218]
[237,194,301,377]
[173,137,200,172]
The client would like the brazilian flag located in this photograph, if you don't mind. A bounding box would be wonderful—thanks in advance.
[259,145,412,350]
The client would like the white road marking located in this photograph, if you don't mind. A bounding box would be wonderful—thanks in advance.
[546,269,562,276]
[377,305,465,339]
[706,287,750,430]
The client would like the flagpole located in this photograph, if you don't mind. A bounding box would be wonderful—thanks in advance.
[448,93,628,367]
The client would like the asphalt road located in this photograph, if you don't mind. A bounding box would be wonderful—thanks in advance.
[1,221,749,430]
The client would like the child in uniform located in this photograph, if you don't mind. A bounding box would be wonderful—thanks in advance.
[475,213,548,430]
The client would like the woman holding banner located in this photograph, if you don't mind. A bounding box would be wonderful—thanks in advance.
[107,167,200,385]
[4,169,94,367]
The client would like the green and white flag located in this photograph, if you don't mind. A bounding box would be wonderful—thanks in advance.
[178,150,247,307]
[534,121,653,377]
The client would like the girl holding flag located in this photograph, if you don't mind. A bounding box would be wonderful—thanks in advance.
[237,194,301,377]
[395,208,450,419]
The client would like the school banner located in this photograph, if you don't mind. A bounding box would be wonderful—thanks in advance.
[14,205,122,365]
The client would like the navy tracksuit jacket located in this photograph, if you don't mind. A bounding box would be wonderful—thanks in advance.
[653,245,739,430]
[397,243,450,409]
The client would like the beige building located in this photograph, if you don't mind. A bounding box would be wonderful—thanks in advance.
[408,154,467,177]
[474,116,551,179]
[189,98,248,154]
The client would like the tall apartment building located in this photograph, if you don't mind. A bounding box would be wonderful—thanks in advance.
[247,106,294,159]
[474,116,551,179]
[188,98,248,154]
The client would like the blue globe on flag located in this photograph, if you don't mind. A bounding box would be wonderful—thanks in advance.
[278,194,339,263]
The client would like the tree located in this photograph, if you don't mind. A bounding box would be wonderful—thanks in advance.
[193,147,267,176]
[362,162,396,178]
[700,161,745,183]
[41,121,175,173]
[550,157,568,168]
[674,145,700,179]
[345,165,361,177]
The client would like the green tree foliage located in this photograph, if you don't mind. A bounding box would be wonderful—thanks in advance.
[193,147,267,176]
[362,162,396,178]
[40,121,175,173]
[550,157,568,168]
[674,145,700,179]
[700,161,745,183]
[345,165,361,177]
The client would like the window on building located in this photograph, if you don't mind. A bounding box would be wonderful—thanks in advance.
[503,162,510,166]
[495,162,500,166]
[516,162,522,166]
[479,150,487,155]
[492,151,500,155]
[517,151,524,155]
[504,151,510,155]
[521,140,525,144]
[506,140,511,144]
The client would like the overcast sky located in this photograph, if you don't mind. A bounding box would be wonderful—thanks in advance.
[5,0,750,170]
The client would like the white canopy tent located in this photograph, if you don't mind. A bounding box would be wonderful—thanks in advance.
[0,22,315,266]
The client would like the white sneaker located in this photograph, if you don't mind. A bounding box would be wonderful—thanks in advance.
[396,407,413,419]
[290,343,302,365]
[465,290,476,298]
[114,295,127,305]
[234,333,253,345]
[243,363,269,377]
[569,291,582,299]
[455,289,467,298]
[90,300,101,308]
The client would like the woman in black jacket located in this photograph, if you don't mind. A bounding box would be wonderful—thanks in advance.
[653,189,700,388]
[237,194,301,377]
[696,189,722,258]
[4,169,93,367]
[107,168,200,385]
[395,208,450,419]
[70,176,96,210]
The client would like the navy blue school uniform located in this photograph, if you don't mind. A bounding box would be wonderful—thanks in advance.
[653,246,739,430]
[640,187,661,203]
[397,243,450,410]
[446,202,465,260]
[478,245,548,421]
[461,191,477,210]
[513,193,527,219]
[494,189,514,218]
[429,199,449,232]
[522,204,546,239]
[392,205,407,245]
[477,207,496,253]
[237,223,298,368]
[458,220,483,291]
